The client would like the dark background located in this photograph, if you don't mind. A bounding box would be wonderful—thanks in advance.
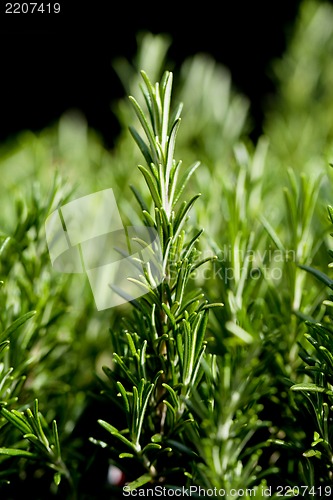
[0,1,306,149]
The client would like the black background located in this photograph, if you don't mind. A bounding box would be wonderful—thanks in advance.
[0,1,307,148]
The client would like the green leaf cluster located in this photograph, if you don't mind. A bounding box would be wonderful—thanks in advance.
[2,1,333,497]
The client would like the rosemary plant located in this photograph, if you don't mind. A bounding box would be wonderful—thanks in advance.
[91,70,222,490]
[0,182,76,494]
[285,203,333,485]
[2,3,333,495]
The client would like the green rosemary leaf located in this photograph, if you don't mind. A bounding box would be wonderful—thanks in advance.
[98,420,137,452]
[178,293,205,316]
[0,447,37,458]
[169,102,183,133]
[174,260,189,305]
[172,162,200,207]
[328,205,333,225]
[182,321,194,386]
[0,407,31,435]
[176,332,184,368]
[154,82,163,137]
[139,340,148,380]
[161,303,177,330]
[131,386,139,437]
[162,383,179,408]
[119,452,134,458]
[137,379,145,409]
[150,303,159,341]
[32,400,49,448]
[125,473,152,491]
[161,72,173,152]
[303,449,322,459]
[183,229,204,260]
[140,84,155,133]
[0,340,9,355]
[190,255,217,272]
[166,118,181,187]
[140,71,161,137]
[0,236,10,257]
[160,70,170,99]
[127,277,159,301]
[129,127,153,167]
[319,346,333,371]
[152,370,164,388]
[298,263,333,289]
[189,344,206,391]
[129,96,159,165]
[52,420,61,461]
[159,207,172,239]
[136,383,154,443]
[162,399,176,416]
[194,312,208,362]
[26,409,41,441]
[112,353,138,386]
[199,302,224,311]
[53,472,61,487]
[125,333,137,357]
[116,381,130,414]
[173,194,201,237]
[260,215,286,253]
[291,383,333,394]
[225,321,253,344]
[0,311,36,344]
[23,433,48,455]
[141,213,156,236]
[151,433,162,443]
[142,442,162,453]
[154,207,164,250]
[138,165,162,207]
[130,185,150,213]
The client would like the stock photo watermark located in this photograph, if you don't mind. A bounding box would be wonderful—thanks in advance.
[45,189,298,310]
[122,485,333,497]
[190,244,297,285]
[45,188,163,310]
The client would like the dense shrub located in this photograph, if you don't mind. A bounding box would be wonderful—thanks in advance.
[2,1,333,498]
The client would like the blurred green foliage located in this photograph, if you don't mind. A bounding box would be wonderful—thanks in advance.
[1,0,333,497]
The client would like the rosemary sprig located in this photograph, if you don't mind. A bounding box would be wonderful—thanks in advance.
[93,70,222,488]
